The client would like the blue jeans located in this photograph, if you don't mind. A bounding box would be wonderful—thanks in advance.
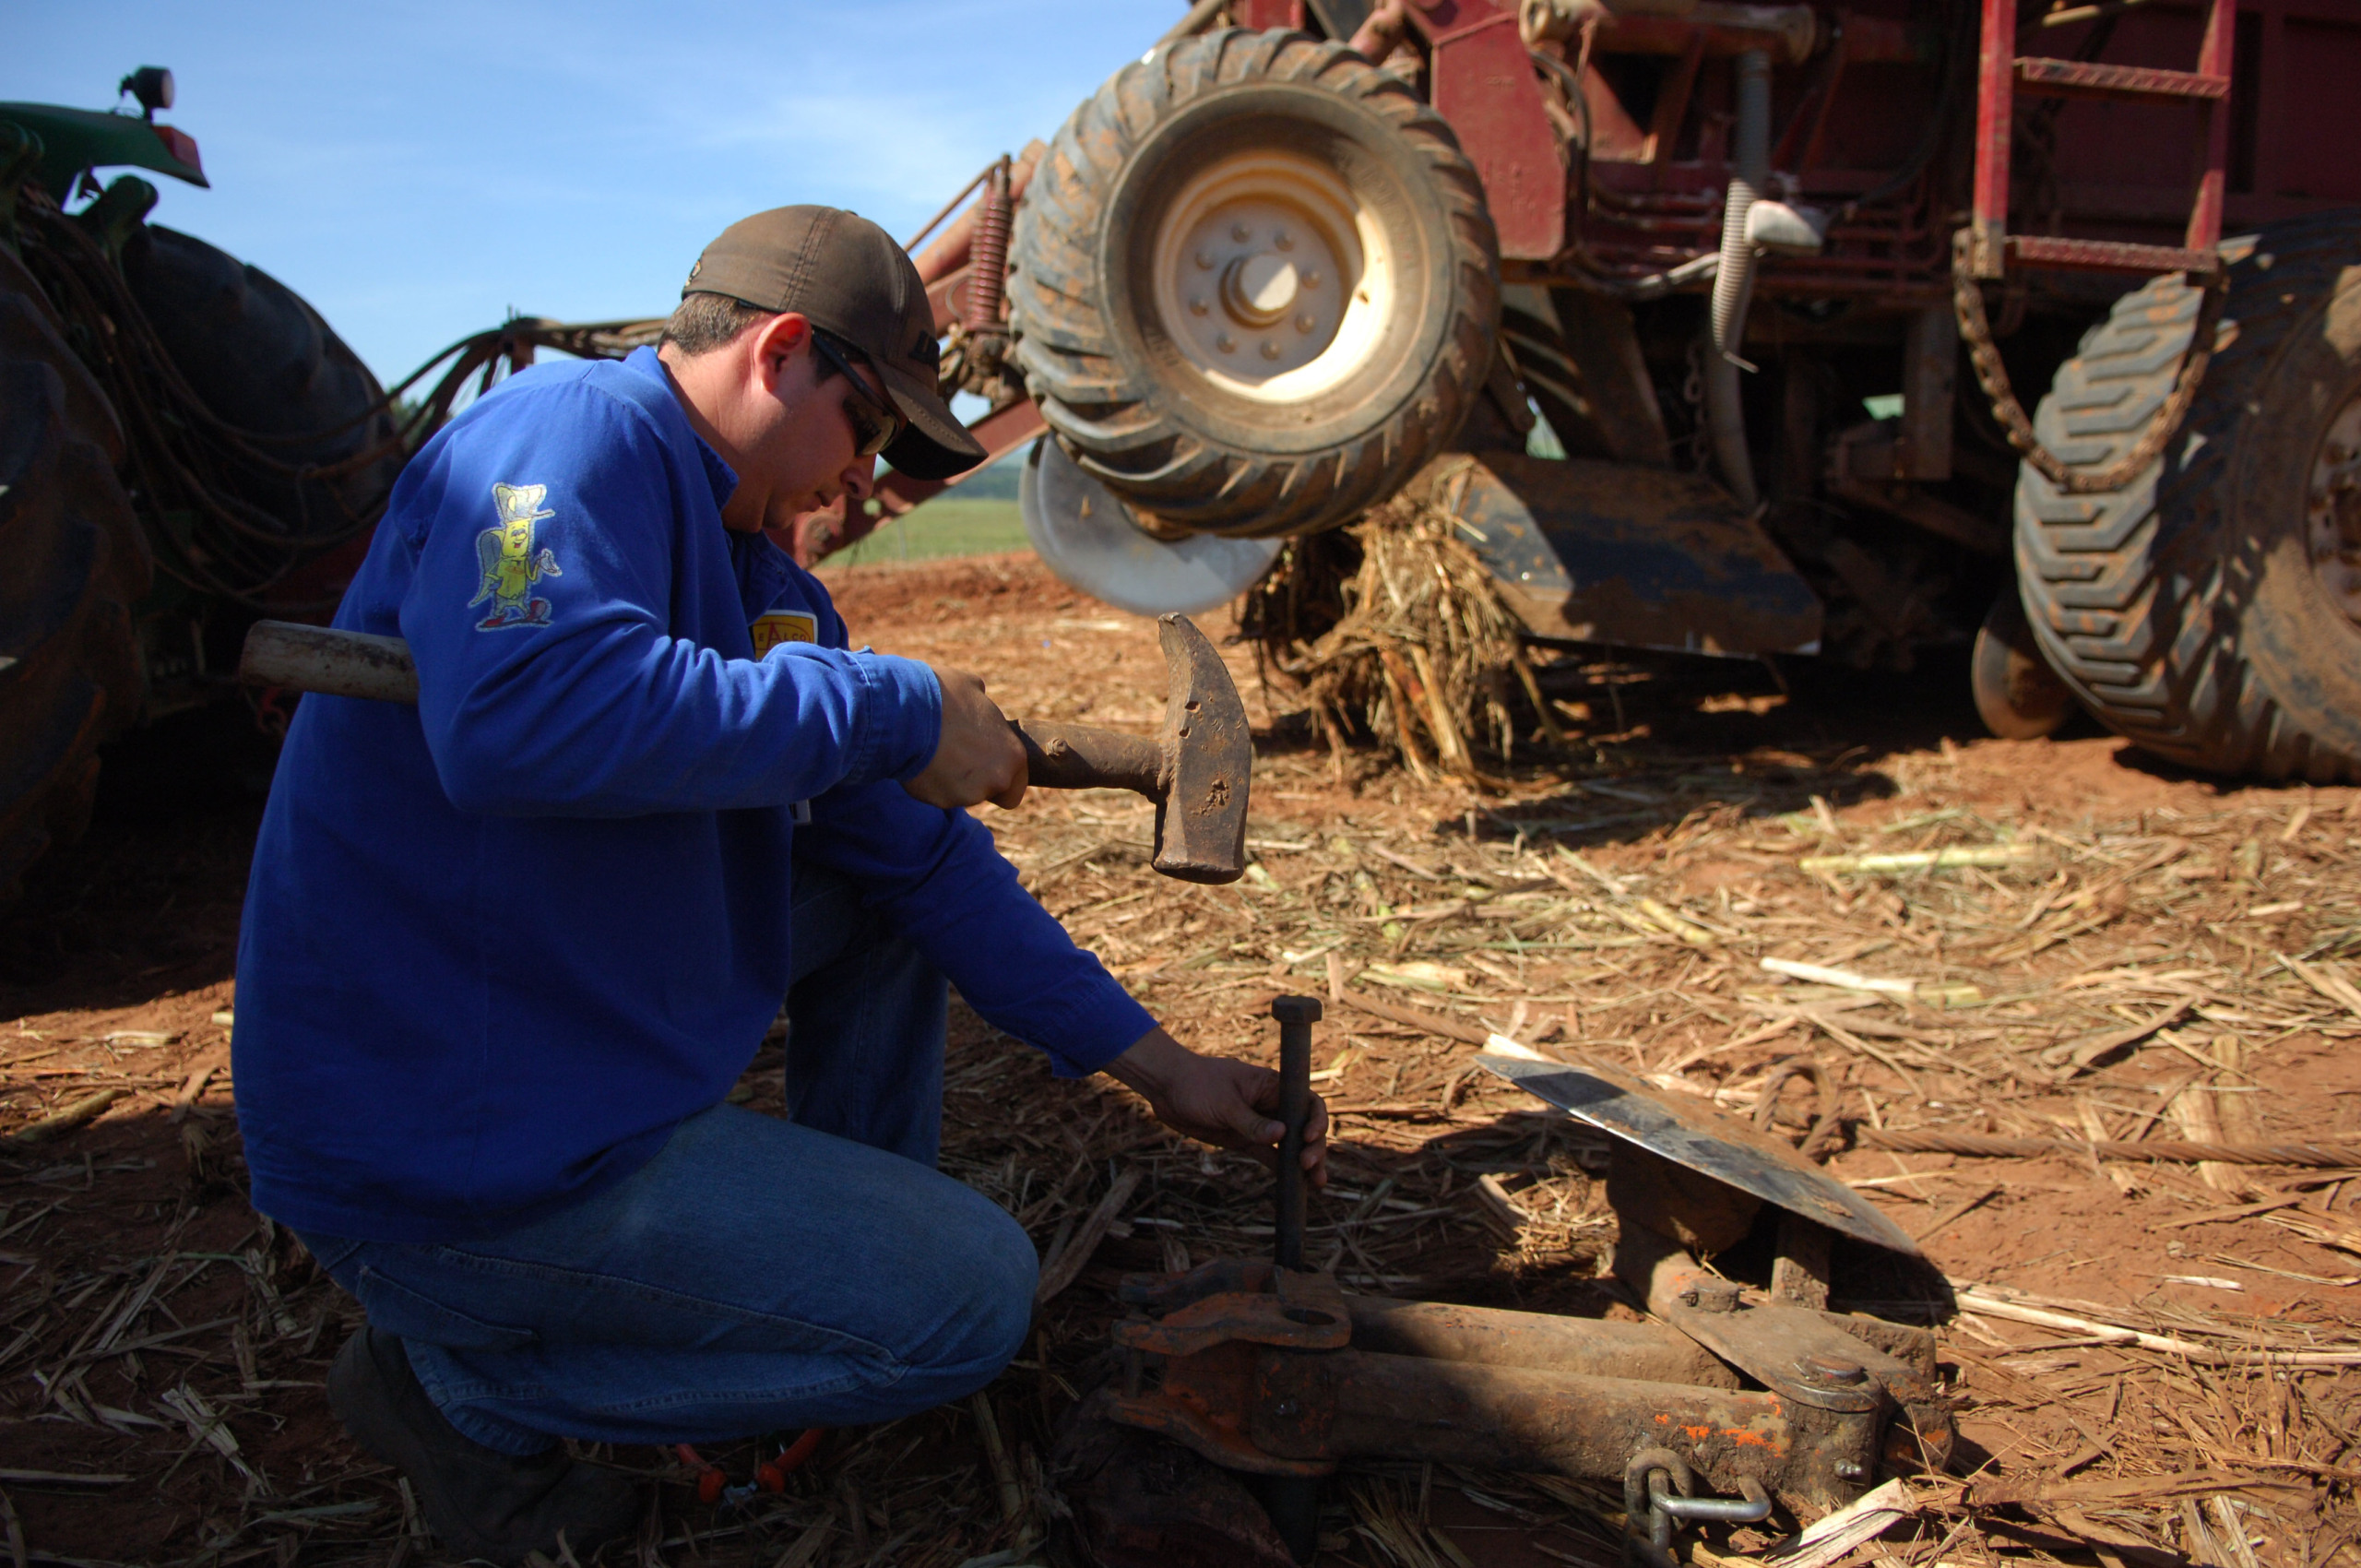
[298,866,1038,1455]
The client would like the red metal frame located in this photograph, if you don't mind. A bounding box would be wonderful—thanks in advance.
[1406,0,1567,259]
[1971,0,2236,277]
[847,0,2359,567]
[1969,0,2017,277]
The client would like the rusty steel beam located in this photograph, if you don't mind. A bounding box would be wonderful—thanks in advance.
[1300,1351,1877,1510]
[2003,234,2217,274]
[2011,55,2228,104]
[1116,1342,1885,1513]
[1106,1257,1922,1515]
[1344,1297,1739,1388]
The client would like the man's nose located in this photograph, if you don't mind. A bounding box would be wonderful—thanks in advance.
[839,457,877,504]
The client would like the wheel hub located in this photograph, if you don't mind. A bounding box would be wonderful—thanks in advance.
[1150,151,1394,402]
[2306,393,2361,627]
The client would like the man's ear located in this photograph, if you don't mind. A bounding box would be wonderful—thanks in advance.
[749,311,813,394]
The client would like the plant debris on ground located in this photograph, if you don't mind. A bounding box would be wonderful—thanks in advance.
[2,552,2355,1567]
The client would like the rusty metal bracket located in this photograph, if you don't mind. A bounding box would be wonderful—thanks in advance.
[1092,1052,1956,1550]
[1631,1230,1956,1475]
[1108,1268,1352,1479]
[1104,1256,1903,1512]
[1112,1269,1351,1360]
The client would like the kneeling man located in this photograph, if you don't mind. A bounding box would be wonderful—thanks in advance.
[233,206,1326,1562]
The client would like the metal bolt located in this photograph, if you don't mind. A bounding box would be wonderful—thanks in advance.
[1301,270,1321,290]
[1295,312,1317,334]
[1274,230,1293,251]
[1188,297,1209,316]
[1260,340,1281,360]
[1231,222,1252,243]
[1216,333,1235,353]
[1194,249,1215,270]
[1679,1280,1741,1313]
[1270,995,1321,1275]
[1803,1354,1869,1384]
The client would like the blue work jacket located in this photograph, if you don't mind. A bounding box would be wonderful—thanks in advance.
[233,347,1152,1242]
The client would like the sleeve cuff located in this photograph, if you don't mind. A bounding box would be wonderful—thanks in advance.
[853,652,942,785]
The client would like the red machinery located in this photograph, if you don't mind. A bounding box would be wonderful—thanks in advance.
[886,0,2361,781]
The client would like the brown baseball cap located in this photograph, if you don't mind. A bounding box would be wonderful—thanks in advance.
[683,205,986,481]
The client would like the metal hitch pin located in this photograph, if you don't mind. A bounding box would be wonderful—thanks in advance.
[1265,993,1323,1564]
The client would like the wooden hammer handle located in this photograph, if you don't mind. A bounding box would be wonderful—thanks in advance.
[241,621,418,704]
[243,621,1171,800]
[1013,720,1163,798]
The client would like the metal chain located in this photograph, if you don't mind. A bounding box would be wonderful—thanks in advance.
[1950,227,2229,494]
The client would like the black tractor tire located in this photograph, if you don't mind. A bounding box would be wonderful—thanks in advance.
[1009,27,1500,540]
[0,246,149,893]
[2015,212,2361,781]
[118,224,403,546]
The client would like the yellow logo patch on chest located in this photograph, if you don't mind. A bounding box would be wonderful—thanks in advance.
[750,611,819,657]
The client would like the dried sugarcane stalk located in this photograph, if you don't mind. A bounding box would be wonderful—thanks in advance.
[1242,460,1538,784]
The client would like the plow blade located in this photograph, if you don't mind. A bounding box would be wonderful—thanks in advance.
[1478,1051,1920,1255]
[1449,453,1822,657]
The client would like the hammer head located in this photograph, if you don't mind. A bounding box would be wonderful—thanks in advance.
[1151,613,1251,884]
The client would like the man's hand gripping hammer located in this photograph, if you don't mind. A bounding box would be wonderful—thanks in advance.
[237,612,1252,884]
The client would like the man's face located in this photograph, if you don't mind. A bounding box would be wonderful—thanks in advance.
[734,323,892,532]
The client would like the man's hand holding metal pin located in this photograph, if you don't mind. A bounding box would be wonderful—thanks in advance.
[1105,1026,1330,1189]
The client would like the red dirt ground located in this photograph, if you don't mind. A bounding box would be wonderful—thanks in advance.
[2,552,2354,1567]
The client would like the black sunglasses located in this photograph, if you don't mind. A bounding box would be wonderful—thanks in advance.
[811,333,906,461]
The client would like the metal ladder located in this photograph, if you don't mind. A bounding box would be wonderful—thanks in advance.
[1965,0,2236,278]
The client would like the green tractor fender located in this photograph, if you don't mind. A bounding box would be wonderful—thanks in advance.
[0,101,207,198]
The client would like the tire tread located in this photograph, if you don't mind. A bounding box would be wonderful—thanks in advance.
[1010,28,1498,539]
[2015,212,2361,782]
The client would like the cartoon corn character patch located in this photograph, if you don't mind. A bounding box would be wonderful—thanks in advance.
[470,482,563,630]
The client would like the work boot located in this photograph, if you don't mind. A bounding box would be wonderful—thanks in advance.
[328,1326,639,1564]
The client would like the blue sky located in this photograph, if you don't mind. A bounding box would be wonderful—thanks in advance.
[9,2,1162,387]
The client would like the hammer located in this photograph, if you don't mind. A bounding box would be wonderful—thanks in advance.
[237,613,1252,884]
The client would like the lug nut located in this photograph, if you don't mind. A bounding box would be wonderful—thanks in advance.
[1216,333,1235,353]
[1231,222,1252,243]
[1188,297,1209,315]
[1295,313,1317,333]
[1301,271,1321,290]
[1274,230,1293,251]
[1803,1354,1869,1384]
[1194,249,1215,270]
[1260,340,1281,360]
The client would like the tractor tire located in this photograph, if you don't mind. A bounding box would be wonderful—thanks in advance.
[1010,27,1500,540]
[2015,212,2361,781]
[0,247,149,893]
[119,224,402,544]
